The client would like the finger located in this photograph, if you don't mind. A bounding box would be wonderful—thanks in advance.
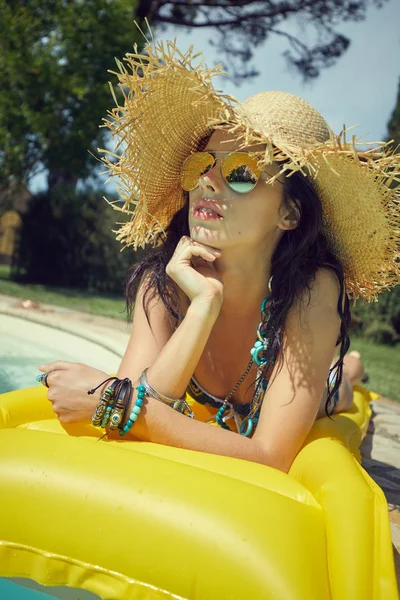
[38,360,72,371]
[188,239,222,255]
[184,245,219,262]
[199,243,222,255]
[179,236,222,256]
[191,256,216,269]
[46,370,56,386]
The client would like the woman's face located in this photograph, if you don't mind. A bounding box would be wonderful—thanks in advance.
[188,129,288,250]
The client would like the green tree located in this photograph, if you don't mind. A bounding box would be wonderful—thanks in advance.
[388,77,400,148]
[0,0,141,190]
[142,0,388,82]
[14,184,133,294]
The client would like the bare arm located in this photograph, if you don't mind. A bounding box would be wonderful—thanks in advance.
[118,294,268,464]
[119,297,220,400]
[114,237,271,463]
[253,268,342,470]
[118,268,341,472]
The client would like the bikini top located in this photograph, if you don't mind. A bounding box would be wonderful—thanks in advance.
[186,375,266,418]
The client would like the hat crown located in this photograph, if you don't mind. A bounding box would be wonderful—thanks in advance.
[240,91,331,148]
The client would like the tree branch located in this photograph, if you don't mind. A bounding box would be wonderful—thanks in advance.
[160,0,315,15]
[154,0,318,26]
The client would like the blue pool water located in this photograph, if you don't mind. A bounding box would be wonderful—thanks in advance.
[0,579,54,599]
[0,579,100,599]
[0,314,121,394]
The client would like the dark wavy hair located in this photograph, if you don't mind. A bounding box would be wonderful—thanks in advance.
[125,172,351,418]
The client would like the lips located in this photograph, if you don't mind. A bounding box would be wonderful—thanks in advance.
[192,198,223,217]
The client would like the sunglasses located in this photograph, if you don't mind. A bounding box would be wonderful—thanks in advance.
[181,151,265,194]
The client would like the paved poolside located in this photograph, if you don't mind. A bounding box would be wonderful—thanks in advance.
[0,291,399,582]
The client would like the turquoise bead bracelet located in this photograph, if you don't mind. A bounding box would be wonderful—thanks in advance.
[119,385,146,436]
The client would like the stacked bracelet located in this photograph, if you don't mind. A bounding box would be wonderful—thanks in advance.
[119,385,145,436]
[109,378,131,431]
[90,377,144,437]
[139,368,194,419]
[90,369,196,440]
[100,388,116,429]
[91,379,119,428]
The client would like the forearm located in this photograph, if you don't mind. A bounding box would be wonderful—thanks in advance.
[143,298,220,399]
[127,396,270,466]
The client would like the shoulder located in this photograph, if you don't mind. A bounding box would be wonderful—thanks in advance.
[296,267,341,314]
[310,267,341,306]
[285,267,342,338]
[135,270,175,330]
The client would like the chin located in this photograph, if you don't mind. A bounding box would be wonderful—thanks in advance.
[190,227,229,253]
[190,223,217,240]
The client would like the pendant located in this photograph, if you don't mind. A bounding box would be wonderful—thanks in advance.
[216,404,231,431]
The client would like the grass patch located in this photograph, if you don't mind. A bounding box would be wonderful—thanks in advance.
[0,265,126,320]
[350,335,400,402]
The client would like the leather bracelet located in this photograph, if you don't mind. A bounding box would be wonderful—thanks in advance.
[108,378,132,431]
[139,368,195,419]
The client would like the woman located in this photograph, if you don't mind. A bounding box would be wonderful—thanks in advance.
[38,40,399,474]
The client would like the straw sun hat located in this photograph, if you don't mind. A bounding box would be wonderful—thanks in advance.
[99,37,400,301]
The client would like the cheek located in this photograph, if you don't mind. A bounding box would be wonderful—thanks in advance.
[239,186,283,229]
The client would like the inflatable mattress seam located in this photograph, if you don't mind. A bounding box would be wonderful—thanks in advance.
[0,541,187,600]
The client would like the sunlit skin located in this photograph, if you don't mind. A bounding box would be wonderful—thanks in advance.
[38,130,365,467]
[188,129,295,319]
[184,128,364,412]
[32,144,368,485]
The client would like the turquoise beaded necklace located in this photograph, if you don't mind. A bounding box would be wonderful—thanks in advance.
[216,281,273,437]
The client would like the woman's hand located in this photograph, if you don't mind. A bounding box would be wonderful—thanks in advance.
[38,361,109,424]
[166,236,223,307]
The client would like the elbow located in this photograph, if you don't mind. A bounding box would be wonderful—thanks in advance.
[251,440,292,473]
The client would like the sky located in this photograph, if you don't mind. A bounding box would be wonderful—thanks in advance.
[158,0,400,142]
[29,0,400,193]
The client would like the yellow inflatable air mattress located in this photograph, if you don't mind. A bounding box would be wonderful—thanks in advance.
[0,385,397,599]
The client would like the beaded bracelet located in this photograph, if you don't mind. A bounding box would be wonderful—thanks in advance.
[119,384,146,436]
[100,394,116,428]
[91,379,119,428]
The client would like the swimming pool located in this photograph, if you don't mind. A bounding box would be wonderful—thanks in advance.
[0,578,100,599]
[0,313,120,599]
[0,313,122,394]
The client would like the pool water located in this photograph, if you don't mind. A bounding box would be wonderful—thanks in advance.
[0,314,121,394]
[0,579,52,599]
[0,579,101,599]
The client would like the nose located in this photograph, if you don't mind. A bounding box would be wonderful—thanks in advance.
[198,158,223,193]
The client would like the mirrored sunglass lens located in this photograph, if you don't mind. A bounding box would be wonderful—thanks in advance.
[181,153,215,191]
[222,153,261,193]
